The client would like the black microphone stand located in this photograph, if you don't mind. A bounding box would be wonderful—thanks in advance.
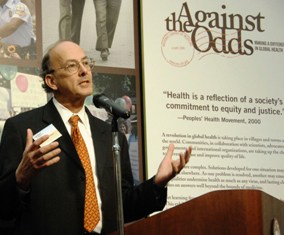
[111,116,124,235]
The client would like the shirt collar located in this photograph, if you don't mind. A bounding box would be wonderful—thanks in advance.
[52,98,87,126]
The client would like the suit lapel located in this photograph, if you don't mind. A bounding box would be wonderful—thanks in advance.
[86,108,111,179]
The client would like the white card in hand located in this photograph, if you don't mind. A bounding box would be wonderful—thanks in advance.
[33,124,62,147]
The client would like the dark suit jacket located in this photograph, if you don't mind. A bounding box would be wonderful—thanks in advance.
[0,99,167,235]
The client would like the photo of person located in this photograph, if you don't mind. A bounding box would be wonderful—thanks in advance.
[0,0,36,61]
[43,0,135,68]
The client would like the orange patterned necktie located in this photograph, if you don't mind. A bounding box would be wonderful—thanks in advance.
[69,115,100,232]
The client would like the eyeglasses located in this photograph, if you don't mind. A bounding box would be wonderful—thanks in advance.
[50,57,95,74]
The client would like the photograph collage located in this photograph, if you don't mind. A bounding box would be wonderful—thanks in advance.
[0,0,141,184]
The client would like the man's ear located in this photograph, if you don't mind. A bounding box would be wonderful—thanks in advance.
[45,74,58,91]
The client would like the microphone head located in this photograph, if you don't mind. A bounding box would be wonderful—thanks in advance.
[93,94,131,119]
[93,93,108,109]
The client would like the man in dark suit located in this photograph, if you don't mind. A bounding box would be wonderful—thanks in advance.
[0,40,191,235]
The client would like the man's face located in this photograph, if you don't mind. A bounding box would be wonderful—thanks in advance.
[48,42,94,103]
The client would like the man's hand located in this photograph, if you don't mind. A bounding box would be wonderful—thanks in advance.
[154,144,192,187]
[15,129,61,189]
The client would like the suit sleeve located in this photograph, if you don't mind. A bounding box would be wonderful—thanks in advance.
[0,118,27,221]
[119,133,167,222]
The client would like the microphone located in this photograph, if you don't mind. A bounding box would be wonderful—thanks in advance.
[93,94,131,119]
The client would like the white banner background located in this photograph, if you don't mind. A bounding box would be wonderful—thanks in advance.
[141,0,284,210]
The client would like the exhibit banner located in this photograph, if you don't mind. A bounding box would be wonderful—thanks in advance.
[141,0,284,210]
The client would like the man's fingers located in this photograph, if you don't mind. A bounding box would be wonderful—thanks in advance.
[173,146,192,175]
[32,135,50,149]
[166,143,175,158]
[25,129,34,148]
[35,156,61,169]
[26,129,50,153]
[33,146,61,169]
[184,147,192,163]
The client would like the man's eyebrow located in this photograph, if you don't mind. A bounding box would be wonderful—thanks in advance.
[64,56,89,63]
